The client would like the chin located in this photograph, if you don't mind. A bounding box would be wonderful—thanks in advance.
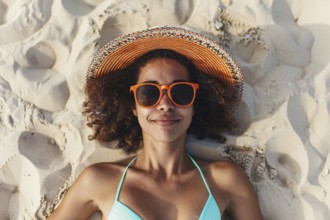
[153,131,187,143]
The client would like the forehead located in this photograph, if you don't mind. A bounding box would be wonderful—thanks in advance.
[137,58,190,83]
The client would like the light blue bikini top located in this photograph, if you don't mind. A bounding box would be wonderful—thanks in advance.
[107,156,221,220]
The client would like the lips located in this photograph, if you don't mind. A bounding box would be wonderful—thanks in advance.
[152,118,180,126]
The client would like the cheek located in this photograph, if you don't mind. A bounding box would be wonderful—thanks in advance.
[133,105,150,122]
[179,107,194,125]
[132,102,147,118]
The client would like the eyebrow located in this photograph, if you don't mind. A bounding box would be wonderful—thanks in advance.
[142,79,189,84]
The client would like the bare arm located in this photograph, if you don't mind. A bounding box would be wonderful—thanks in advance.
[47,166,100,220]
[214,162,264,220]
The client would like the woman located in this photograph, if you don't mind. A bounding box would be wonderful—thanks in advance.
[48,26,263,220]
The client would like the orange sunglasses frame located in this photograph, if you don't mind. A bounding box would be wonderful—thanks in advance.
[130,82,199,108]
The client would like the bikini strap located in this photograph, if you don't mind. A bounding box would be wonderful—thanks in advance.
[115,156,138,201]
[188,155,212,194]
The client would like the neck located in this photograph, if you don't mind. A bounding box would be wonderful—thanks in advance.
[137,135,191,180]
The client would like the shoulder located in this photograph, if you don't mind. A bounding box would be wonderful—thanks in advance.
[66,156,136,198]
[78,157,135,186]
[61,158,133,201]
[195,159,253,199]
[206,159,255,200]
[209,160,249,188]
[82,162,121,179]
[48,157,137,219]
[191,158,249,191]
[207,160,263,219]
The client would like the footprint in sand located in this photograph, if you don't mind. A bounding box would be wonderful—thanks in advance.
[0,155,41,219]
[10,41,70,112]
[25,42,56,69]
[0,0,52,43]
[0,0,19,25]
[41,164,72,201]
[16,131,72,218]
[18,131,63,170]
[62,0,105,16]
[13,68,70,112]
[0,1,8,25]
[97,0,194,47]
[147,0,194,26]
[0,182,16,220]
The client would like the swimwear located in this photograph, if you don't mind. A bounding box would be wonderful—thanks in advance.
[107,156,221,220]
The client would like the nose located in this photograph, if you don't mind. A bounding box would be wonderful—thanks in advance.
[157,90,174,111]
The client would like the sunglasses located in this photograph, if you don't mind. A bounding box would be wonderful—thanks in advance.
[130,82,199,108]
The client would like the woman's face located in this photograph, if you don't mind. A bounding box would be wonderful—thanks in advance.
[132,58,194,144]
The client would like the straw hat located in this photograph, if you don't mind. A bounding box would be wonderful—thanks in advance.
[87,26,243,112]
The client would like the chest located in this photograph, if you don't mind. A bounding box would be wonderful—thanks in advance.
[110,172,216,220]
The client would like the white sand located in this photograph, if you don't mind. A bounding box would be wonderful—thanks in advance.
[0,0,330,219]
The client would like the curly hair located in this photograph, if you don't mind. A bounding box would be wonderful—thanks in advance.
[83,49,237,153]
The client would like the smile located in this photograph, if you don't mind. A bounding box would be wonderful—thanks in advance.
[152,119,180,126]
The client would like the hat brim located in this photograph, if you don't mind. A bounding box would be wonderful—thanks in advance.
[87,26,243,112]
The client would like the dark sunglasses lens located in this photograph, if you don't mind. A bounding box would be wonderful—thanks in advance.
[171,84,195,105]
[136,85,160,107]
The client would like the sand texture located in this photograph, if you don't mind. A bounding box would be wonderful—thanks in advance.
[0,0,330,219]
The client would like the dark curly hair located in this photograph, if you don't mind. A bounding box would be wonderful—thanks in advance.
[83,49,237,153]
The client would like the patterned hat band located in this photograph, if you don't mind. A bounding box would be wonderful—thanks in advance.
[86,26,243,112]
